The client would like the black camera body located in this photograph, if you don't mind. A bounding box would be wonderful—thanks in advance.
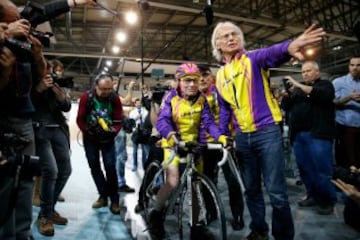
[0,131,39,177]
[152,85,170,104]
[20,1,54,47]
[0,38,32,58]
[333,167,360,190]
[51,73,74,88]
[282,78,292,93]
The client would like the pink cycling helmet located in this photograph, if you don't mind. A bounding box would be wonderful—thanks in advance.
[175,62,201,80]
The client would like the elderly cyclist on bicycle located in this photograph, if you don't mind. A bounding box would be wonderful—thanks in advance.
[149,62,230,239]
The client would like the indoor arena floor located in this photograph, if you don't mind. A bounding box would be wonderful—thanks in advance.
[30,104,360,240]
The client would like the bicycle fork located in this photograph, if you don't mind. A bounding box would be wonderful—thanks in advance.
[188,170,207,226]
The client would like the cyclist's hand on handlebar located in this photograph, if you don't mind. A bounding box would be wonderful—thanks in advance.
[218,135,233,149]
[167,131,180,147]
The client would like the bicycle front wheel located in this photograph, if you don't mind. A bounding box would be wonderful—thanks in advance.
[141,161,162,219]
[177,173,227,240]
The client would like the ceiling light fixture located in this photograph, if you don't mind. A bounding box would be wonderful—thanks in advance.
[112,46,120,54]
[125,10,138,25]
[116,31,127,43]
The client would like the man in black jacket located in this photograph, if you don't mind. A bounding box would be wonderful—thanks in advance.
[281,61,337,215]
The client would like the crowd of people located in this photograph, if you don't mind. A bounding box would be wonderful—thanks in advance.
[0,0,359,239]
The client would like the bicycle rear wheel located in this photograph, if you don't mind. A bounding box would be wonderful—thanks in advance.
[176,173,227,240]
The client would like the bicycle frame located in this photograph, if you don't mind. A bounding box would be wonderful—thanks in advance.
[164,142,227,226]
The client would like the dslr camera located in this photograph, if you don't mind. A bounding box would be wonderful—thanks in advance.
[282,78,292,93]
[152,85,171,104]
[20,1,54,47]
[0,130,39,177]
[333,167,360,190]
[0,38,32,58]
[51,73,74,88]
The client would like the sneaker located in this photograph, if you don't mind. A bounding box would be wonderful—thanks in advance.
[231,217,244,231]
[92,197,108,209]
[243,231,269,240]
[317,204,334,215]
[38,216,54,236]
[57,194,65,202]
[191,225,216,240]
[297,197,317,207]
[110,202,121,215]
[134,203,144,213]
[147,209,165,239]
[51,211,68,225]
[118,184,135,193]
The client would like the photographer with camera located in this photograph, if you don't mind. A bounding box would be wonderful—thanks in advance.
[281,61,337,215]
[76,74,123,215]
[31,61,72,236]
[0,1,46,239]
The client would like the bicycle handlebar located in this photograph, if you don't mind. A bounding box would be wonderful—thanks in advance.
[166,141,229,167]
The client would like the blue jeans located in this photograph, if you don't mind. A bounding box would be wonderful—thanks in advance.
[83,138,119,203]
[35,126,72,218]
[293,131,337,204]
[235,124,294,240]
[115,129,127,186]
[132,140,149,170]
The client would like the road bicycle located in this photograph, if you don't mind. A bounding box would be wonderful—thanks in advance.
[142,141,231,240]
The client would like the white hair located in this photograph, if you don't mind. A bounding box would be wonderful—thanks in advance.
[211,21,245,62]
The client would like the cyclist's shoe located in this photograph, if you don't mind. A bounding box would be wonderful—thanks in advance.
[243,231,269,240]
[190,225,216,240]
[147,209,165,239]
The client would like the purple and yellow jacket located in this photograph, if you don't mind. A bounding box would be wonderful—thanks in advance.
[216,41,291,134]
[156,89,222,143]
[199,84,221,143]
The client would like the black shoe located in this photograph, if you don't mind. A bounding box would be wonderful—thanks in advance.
[243,231,269,240]
[317,204,334,215]
[191,225,216,240]
[147,209,165,239]
[231,217,244,231]
[118,184,135,193]
[297,197,317,207]
[134,203,144,213]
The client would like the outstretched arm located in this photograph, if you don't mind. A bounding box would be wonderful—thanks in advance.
[287,24,326,61]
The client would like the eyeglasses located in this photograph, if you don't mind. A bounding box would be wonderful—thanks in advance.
[216,31,240,41]
[180,77,199,84]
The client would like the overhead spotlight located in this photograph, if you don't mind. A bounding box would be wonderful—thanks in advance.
[106,60,113,67]
[112,46,120,54]
[116,31,127,43]
[137,0,149,11]
[203,0,213,26]
[125,10,138,25]
[303,43,322,60]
